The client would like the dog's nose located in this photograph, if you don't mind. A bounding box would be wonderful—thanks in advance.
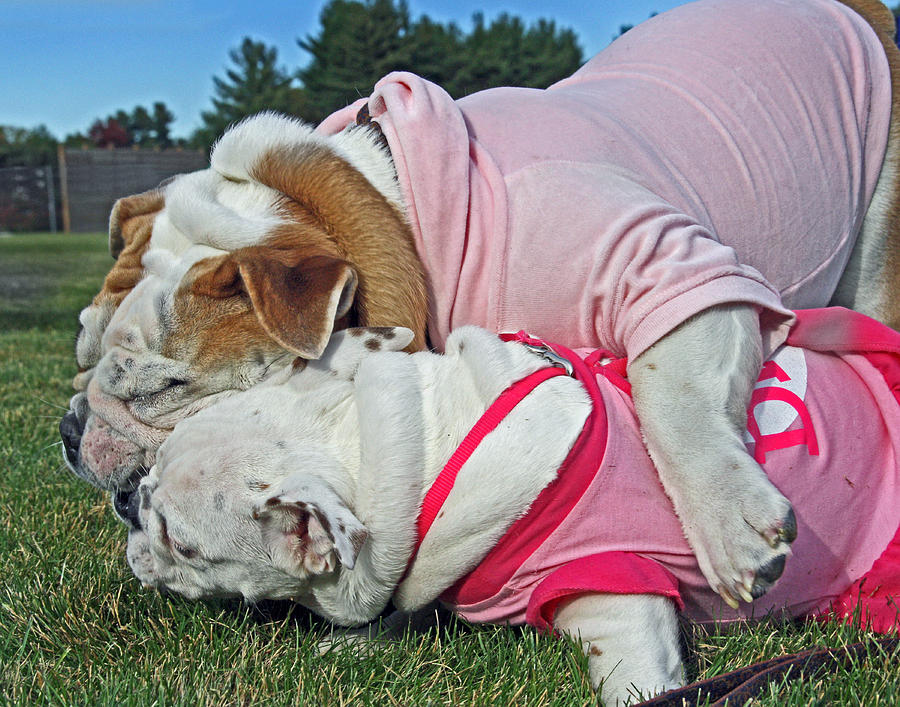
[114,488,143,530]
[59,410,83,465]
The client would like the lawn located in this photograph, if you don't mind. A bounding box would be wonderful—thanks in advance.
[0,232,897,705]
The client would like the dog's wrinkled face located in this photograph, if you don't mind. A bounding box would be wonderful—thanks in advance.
[125,440,367,603]
[63,239,359,492]
[120,329,403,602]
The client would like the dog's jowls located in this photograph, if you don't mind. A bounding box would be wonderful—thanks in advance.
[122,322,900,704]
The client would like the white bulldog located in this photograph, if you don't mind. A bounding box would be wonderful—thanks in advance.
[122,323,900,704]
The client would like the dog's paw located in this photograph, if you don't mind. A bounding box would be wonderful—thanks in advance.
[679,453,796,607]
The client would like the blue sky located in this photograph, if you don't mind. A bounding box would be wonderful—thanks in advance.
[3,0,685,140]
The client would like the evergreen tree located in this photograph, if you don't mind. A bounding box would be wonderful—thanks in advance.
[0,125,58,167]
[452,14,582,96]
[151,102,175,148]
[297,0,416,122]
[130,105,155,147]
[295,0,584,122]
[191,38,302,150]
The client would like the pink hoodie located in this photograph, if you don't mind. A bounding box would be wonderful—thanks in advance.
[318,0,890,360]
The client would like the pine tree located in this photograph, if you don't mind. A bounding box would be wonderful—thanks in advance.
[295,0,584,121]
[192,38,301,150]
[296,0,416,122]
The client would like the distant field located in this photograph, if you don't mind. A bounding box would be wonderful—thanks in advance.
[1,232,898,705]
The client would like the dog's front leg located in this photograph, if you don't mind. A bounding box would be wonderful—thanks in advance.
[628,303,796,606]
[554,593,683,705]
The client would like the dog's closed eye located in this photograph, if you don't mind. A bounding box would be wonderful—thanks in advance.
[156,512,197,559]
[170,539,197,559]
[134,378,190,404]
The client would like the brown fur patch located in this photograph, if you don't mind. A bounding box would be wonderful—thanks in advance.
[93,188,164,309]
[251,143,428,352]
[165,254,282,376]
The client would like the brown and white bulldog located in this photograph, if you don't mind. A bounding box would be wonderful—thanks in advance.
[63,0,900,610]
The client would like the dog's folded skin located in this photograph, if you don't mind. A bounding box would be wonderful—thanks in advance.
[122,322,900,704]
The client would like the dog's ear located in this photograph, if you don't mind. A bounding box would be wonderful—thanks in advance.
[108,187,165,260]
[316,327,415,380]
[253,475,368,576]
[192,247,358,359]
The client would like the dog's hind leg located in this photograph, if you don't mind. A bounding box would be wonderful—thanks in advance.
[553,593,684,705]
[628,303,796,607]
[831,0,900,330]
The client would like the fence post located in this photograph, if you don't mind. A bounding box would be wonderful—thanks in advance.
[45,164,58,233]
[57,144,71,233]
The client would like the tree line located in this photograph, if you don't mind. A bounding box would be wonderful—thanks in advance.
[2,0,586,165]
[7,0,898,166]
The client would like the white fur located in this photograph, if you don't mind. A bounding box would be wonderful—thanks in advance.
[211,112,405,215]
[830,123,899,322]
[163,166,285,252]
[125,327,684,705]
[554,593,684,704]
[628,303,793,607]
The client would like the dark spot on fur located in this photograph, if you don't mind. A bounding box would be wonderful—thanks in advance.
[247,480,270,492]
[292,357,308,371]
[276,440,286,450]
[367,327,396,339]
[252,409,261,416]
[338,523,346,533]
[265,497,279,506]
[646,363,656,370]
[349,329,365,337]
[124,357,135,369]
[589,646,603,657]
[349,529,368,553]
[457,342,465,352]
[365,338,381,351]
[316,511,332,537]
[213,492,224,510]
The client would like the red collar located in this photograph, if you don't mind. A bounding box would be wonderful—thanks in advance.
[407,333,573,567]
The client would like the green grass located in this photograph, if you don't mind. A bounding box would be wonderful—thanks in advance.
[1,232,898,705]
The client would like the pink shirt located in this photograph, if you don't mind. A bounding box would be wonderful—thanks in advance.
[438,309,900,629]
[318,0,890,360]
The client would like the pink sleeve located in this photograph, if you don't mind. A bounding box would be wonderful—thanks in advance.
[498,165,796,359]
[786,308,900,356]
[525,551,684,633]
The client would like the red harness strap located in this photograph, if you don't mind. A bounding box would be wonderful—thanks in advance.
[411,364,567,560]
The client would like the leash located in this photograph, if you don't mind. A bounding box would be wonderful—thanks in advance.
[635,636,899,706]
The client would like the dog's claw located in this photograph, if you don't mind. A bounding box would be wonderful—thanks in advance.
[718,586,739,609]
[762,507,797,548]
[737,585,754,604]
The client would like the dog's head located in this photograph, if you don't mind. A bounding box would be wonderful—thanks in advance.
[121,327,415,605]
[62,112,426,494]
[66,239,358,492]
